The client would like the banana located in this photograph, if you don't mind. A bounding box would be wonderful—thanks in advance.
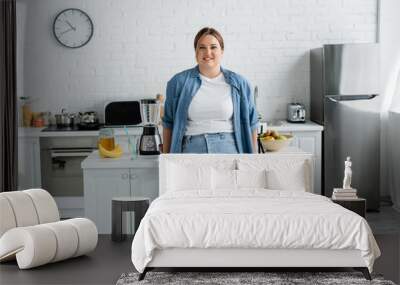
[98,144,123,158]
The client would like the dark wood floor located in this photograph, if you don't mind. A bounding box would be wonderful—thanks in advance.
[1,206,399,285]
[366,206,400,284]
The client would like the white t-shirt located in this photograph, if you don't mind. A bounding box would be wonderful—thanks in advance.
[185,73,234,136]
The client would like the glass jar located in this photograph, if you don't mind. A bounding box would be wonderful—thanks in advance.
[98,128,115,151]
[20,97,32,127]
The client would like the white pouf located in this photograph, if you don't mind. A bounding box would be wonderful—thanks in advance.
[0,218,98,269]
[0,189,98,269]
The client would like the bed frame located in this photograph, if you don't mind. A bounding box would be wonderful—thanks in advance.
[137,154,372,281]
[139,248,371,280]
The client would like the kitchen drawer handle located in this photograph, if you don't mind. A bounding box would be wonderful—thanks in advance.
[129,174,137,180]
[121,173,129,180]
[50,149,94,158]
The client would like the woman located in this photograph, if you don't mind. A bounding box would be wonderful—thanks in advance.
[162,27,258,153]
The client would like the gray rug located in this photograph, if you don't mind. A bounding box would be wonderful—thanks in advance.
[116,271,396,285]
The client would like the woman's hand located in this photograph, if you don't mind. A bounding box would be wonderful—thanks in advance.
[162,127,172,153]
[252,130,258,153]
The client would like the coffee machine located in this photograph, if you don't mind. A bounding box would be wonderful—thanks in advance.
[139,99,162,155]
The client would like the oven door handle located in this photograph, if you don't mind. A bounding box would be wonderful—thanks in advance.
[50,149,94,158]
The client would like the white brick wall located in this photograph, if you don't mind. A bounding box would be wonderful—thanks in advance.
[16,0,377,122]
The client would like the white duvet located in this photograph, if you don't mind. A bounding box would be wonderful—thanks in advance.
[131,190,380,273]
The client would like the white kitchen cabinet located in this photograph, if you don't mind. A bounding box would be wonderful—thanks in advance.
[82,160,159,234]
[288,131,322,194]
[130,167,159,201]
[18,136,41,189]
[83,168,131,234]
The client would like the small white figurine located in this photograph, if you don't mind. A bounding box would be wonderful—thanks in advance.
[342,156,352,189]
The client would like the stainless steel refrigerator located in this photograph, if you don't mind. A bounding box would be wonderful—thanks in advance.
[310,43,380,210]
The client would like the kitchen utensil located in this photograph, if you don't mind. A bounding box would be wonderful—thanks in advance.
[61,109,71,126]
[55,114,63,127]
[68,113,76,127]
[42,112,51,126]
[54,109,72,127]
[287,103,306,123]
[79,111,98,124]
[77,111,100,130]
[138,99,162,155]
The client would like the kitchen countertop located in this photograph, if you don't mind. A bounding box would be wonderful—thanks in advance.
[260,120,323,132]
[81,146,309,169]
[19,121,323,138]
[18,126,145,138]
[18,127,46,137]
[81,151,159,169]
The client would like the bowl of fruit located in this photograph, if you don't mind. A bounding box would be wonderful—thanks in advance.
[259,130,293,152]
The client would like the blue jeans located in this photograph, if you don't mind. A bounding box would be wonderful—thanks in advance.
[182,132,238,154]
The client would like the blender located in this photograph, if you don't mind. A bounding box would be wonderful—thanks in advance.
[139,99,162,155]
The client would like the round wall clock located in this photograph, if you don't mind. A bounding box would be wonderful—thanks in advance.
[53,8,94,48]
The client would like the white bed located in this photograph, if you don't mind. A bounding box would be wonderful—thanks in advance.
[131,154,380,280]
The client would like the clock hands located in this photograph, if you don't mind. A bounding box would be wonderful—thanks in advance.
[65,20,76,31]
[59,27,74,35]
[60,20,76,36]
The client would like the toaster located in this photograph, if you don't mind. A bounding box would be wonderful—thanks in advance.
[287,103,306,123]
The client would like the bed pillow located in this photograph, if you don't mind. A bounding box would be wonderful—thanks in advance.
[167,163,213,192]
[236,169,267,189]
[212,169,268,190]
[266,161,308,191]
[212,168,237,191]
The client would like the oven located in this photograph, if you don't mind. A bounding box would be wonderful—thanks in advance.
[40,136,97,218]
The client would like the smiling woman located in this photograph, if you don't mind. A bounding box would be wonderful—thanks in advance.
[194,28,225,78]
[162,27,259,154]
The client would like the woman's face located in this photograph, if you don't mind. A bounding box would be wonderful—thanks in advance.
[195,34,223,70]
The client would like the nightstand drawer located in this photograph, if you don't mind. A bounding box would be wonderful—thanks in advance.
[332,198,366,218]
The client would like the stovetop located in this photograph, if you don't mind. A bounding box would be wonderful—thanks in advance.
[42,125,102,132]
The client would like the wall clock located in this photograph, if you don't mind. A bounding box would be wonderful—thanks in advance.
[53,8,94,48]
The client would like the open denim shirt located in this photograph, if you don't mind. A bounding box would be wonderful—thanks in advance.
[162,66,259,153]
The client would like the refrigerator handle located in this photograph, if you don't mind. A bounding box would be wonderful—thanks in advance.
[328,97,339,103]
[327,94,377,102]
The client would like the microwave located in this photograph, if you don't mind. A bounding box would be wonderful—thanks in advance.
[104,101,142,126]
